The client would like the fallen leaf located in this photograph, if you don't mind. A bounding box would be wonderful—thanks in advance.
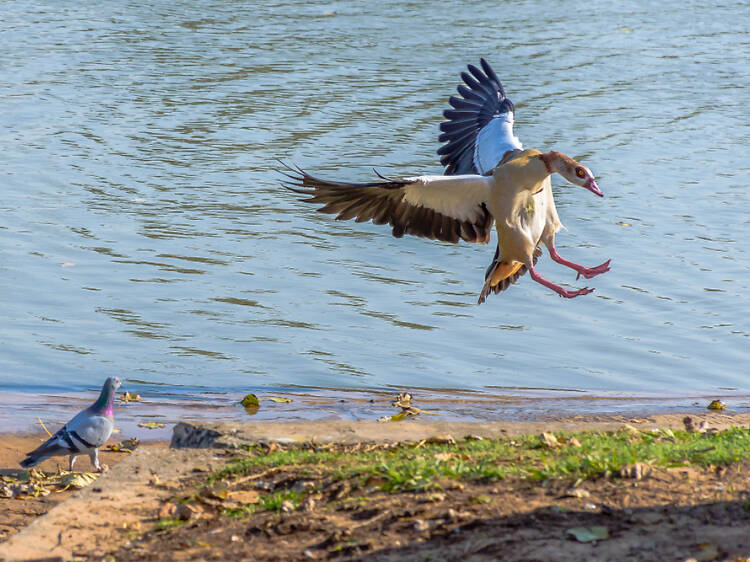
[620,463,650,480]
[541,432,560,448]
[568,438,582,447]
[158,502,177,519]
[108,437,140,453]
[240,394,259,407]
[692,542,720,561]
[567,526,609,542]
[227,490,260,504]
[434,452,454,462]
[615,221,632,226]
[138,422,165,429]
[392,392,412,408]
[266,397,292,403]
[120,391,141,403]
[60,472,99,489]
[707,400,726,411]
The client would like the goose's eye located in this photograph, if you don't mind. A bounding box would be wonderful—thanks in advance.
[575,168,585,178]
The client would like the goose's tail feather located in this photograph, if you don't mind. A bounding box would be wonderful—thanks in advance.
[478,246,542,304]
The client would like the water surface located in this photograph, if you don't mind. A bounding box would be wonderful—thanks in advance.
[2,1,749,424]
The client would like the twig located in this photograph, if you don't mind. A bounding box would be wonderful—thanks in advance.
[37,417,53,438]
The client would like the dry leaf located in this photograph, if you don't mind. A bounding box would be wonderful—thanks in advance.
[138,422,165,429]
[392,392,412,408]
[707,400,725,411]
[541,432,560,448]
[227,490,260,504]
[434,452,454,462]
[60,472,99,489]
[240,394,259,407]
[266,397,292,403]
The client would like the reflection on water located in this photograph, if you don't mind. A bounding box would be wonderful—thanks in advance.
[1,1,749,421]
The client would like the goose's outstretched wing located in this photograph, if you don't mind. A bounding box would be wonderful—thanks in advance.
[282,164,494,244]
[438,59,522,176]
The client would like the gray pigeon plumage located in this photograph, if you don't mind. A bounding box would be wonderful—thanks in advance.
[21,377,122,472]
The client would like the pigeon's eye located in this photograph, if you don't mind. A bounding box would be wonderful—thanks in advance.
[575,168,585,178]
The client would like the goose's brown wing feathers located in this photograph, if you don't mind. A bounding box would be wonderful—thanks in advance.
[282,164,494,244]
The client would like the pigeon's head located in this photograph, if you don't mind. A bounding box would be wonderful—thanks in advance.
[105,377,122,394]
[542,151,603,197]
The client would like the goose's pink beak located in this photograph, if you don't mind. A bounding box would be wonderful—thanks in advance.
[585,179,603,197]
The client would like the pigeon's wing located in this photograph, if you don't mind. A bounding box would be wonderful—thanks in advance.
[66,410,114,448]
[282,164,494,244]
[438,59,522,175]
[26,409,111,458]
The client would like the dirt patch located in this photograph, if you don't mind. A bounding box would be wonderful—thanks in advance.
[0,433,167,545]
[3,417,750,561]
[106,446,750,561]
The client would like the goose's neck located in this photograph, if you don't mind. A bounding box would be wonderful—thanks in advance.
[503,151,552,194]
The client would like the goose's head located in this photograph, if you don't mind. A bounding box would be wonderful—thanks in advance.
[542,151,603,197]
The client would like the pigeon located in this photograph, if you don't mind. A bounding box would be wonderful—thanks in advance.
[21,377,122,472]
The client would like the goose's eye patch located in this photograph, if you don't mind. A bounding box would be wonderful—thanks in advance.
[576,168,585,178]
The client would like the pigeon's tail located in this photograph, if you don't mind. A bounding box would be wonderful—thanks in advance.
[20,456,39,468]
[19,445,69,468]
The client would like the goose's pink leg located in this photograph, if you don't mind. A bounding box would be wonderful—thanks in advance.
[548,247,611,280]
[529,267,593,298]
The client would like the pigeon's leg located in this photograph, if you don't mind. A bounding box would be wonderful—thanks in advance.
[548,246,611,280]
[529,267,593,298]
[69,454,78,471]
[89,448,102,472]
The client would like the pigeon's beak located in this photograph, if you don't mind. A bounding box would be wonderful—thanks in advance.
[584,179,603,197]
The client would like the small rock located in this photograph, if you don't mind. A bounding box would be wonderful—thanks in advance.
[707,400,726,411]
[231,535,241,542]
[683,416,695,432]
[464,434,483,441]
[304,550,316,559]
[280,500,296,514]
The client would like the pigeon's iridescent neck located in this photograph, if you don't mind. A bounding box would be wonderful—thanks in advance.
[92,382,116,418]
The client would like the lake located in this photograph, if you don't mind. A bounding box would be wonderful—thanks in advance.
[2,0,749,431]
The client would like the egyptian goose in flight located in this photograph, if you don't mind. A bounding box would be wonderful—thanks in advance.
[283,60,611,302]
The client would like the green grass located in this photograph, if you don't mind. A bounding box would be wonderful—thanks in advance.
[154,518,186,531]
[211,426,750,498]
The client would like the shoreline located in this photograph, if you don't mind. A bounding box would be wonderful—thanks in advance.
[2,387,750,438]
